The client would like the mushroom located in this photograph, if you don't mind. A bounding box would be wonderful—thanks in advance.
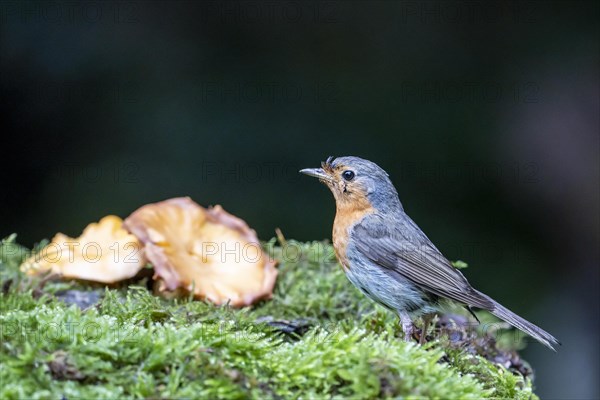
[21,216,146,283]
[123,197,278,307]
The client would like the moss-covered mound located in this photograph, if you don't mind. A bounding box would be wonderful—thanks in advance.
[0,236,536,399]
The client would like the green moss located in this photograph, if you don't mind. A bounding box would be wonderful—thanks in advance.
[1,236,537,399]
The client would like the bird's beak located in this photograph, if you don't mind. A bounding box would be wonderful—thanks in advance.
[299,168,333,183]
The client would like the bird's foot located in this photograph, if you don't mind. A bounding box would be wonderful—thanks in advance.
[398,311,415,342]
[418,315,433,345]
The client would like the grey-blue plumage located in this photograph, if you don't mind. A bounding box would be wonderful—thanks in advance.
[351,212,560,350]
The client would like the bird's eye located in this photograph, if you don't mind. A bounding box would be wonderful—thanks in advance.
[342,170,355,181]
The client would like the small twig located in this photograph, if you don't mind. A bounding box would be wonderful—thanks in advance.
[275,228,287,246]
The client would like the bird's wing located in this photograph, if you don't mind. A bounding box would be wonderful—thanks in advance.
[351,213,493,310]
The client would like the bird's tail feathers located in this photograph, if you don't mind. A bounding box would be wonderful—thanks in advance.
[478,291,560,351]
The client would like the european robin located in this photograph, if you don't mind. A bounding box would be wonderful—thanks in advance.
[300,156,559,350]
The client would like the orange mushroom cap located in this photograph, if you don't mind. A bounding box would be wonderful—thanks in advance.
[123,197,278,307]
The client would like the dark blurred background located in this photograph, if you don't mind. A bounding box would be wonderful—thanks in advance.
[1,1,598,397]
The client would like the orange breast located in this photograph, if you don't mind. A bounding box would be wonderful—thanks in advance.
[332,204,374,270]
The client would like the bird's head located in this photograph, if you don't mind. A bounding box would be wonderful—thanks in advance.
[300,156,403,213]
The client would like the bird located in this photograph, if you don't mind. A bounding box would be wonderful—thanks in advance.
[300,156,560,350]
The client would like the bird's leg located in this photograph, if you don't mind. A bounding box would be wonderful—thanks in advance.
[398,311,414,341]
[419,314,433,344]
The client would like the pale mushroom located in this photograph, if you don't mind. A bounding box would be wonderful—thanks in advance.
[21,216,146,283]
